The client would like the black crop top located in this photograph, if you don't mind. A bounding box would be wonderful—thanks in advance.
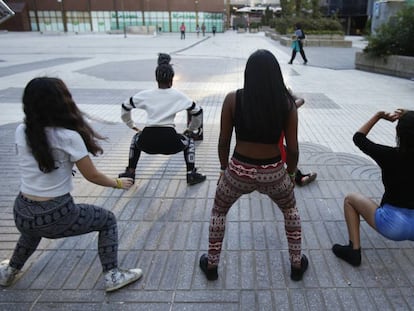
[234,89,281,144]
[353,132,414,209]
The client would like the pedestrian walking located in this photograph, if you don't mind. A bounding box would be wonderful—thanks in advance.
[201,23,206,36]
[180,22,186,39]
[196,24,200,37]
[289,23,308,65]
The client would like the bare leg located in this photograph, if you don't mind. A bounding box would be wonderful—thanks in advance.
[333,192,378,266]
[344,192,378,249]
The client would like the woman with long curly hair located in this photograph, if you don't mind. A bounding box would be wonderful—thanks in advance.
[0,77,142,292]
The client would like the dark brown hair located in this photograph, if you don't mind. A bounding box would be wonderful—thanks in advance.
[22,77,105,172]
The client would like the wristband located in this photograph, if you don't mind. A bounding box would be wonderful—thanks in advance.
[288,172,296,178]
[115,178,123,189]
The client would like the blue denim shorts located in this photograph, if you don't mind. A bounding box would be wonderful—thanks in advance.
[375,203,414,241]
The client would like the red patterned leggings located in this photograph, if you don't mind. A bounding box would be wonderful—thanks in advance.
[208,154,302,268]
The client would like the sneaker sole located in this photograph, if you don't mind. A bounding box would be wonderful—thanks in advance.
[105,271,143,292]
[187,177,207,186]
[0,260,20,287]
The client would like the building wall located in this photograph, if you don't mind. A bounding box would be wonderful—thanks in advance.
[371,0,406,34]
[3,0,225,32]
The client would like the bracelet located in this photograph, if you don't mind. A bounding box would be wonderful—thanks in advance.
[115,178,123,189]
[288,172,296,178]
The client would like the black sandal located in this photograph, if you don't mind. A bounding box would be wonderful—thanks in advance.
[295,170,317,186]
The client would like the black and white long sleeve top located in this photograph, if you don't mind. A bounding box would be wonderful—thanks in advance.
[121,88,202,130]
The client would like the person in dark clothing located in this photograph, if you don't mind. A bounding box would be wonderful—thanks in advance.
[288,23,308,65]
[332,109,414,267]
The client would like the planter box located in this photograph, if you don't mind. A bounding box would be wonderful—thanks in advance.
[280,36,352,48]
[355,52,414,79]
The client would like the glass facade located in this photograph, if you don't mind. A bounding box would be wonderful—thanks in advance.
[28,10,224,33]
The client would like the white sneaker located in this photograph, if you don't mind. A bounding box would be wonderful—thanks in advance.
[0,260,19,287]
[104,267,143,292]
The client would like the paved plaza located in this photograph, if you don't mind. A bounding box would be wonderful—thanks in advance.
[0,30,413,310]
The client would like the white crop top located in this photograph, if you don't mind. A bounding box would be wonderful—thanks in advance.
[15,124,89,197]
[121,88,193,128]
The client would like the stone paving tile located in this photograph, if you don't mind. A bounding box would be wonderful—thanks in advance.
[0,31,413,310]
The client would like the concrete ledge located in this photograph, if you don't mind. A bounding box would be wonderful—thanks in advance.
[265,30,352,48]
[280,36,352,48]
[265,31,281,40]
[355,51,414,79]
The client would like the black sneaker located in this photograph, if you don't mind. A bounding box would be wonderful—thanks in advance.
[290,254,308,281]
[118,167,135,183]
[187,168,206,185]
[199,254,218,280]
[332,241,361,267]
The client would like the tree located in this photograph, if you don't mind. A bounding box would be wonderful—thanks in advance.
[364,5,414,57]
[311,0,321,18]
[295,0,302,16]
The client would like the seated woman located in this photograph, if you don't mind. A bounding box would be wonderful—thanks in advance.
[332,109,414,266]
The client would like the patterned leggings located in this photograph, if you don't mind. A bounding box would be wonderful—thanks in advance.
[208,154,302,268]
[128,127,195,172]
[10,193,118,272]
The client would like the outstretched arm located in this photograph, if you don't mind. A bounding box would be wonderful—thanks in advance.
[218,92,235,171]
[76,156,133,190]
[357,109,403,135]
[284,105,299,176]
[121,97,141,132]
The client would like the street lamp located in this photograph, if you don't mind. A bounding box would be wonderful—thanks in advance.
[195,0,199,26]
[57,0,67,32]
[146,0,150,25]
[121,0,126,38]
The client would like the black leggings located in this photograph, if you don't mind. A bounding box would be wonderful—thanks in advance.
[127,127,195,172]
[10,193,118,272]
[289,40,308,63]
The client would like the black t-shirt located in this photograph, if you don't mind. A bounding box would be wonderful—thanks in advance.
[353,132,414,209]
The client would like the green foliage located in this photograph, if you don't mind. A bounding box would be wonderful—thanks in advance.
[261,7,274,26]
[363,17,372,36]
[272,16,343,34]
[364,6,414,57]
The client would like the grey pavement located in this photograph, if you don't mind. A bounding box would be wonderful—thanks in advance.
[0,30,413,310]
